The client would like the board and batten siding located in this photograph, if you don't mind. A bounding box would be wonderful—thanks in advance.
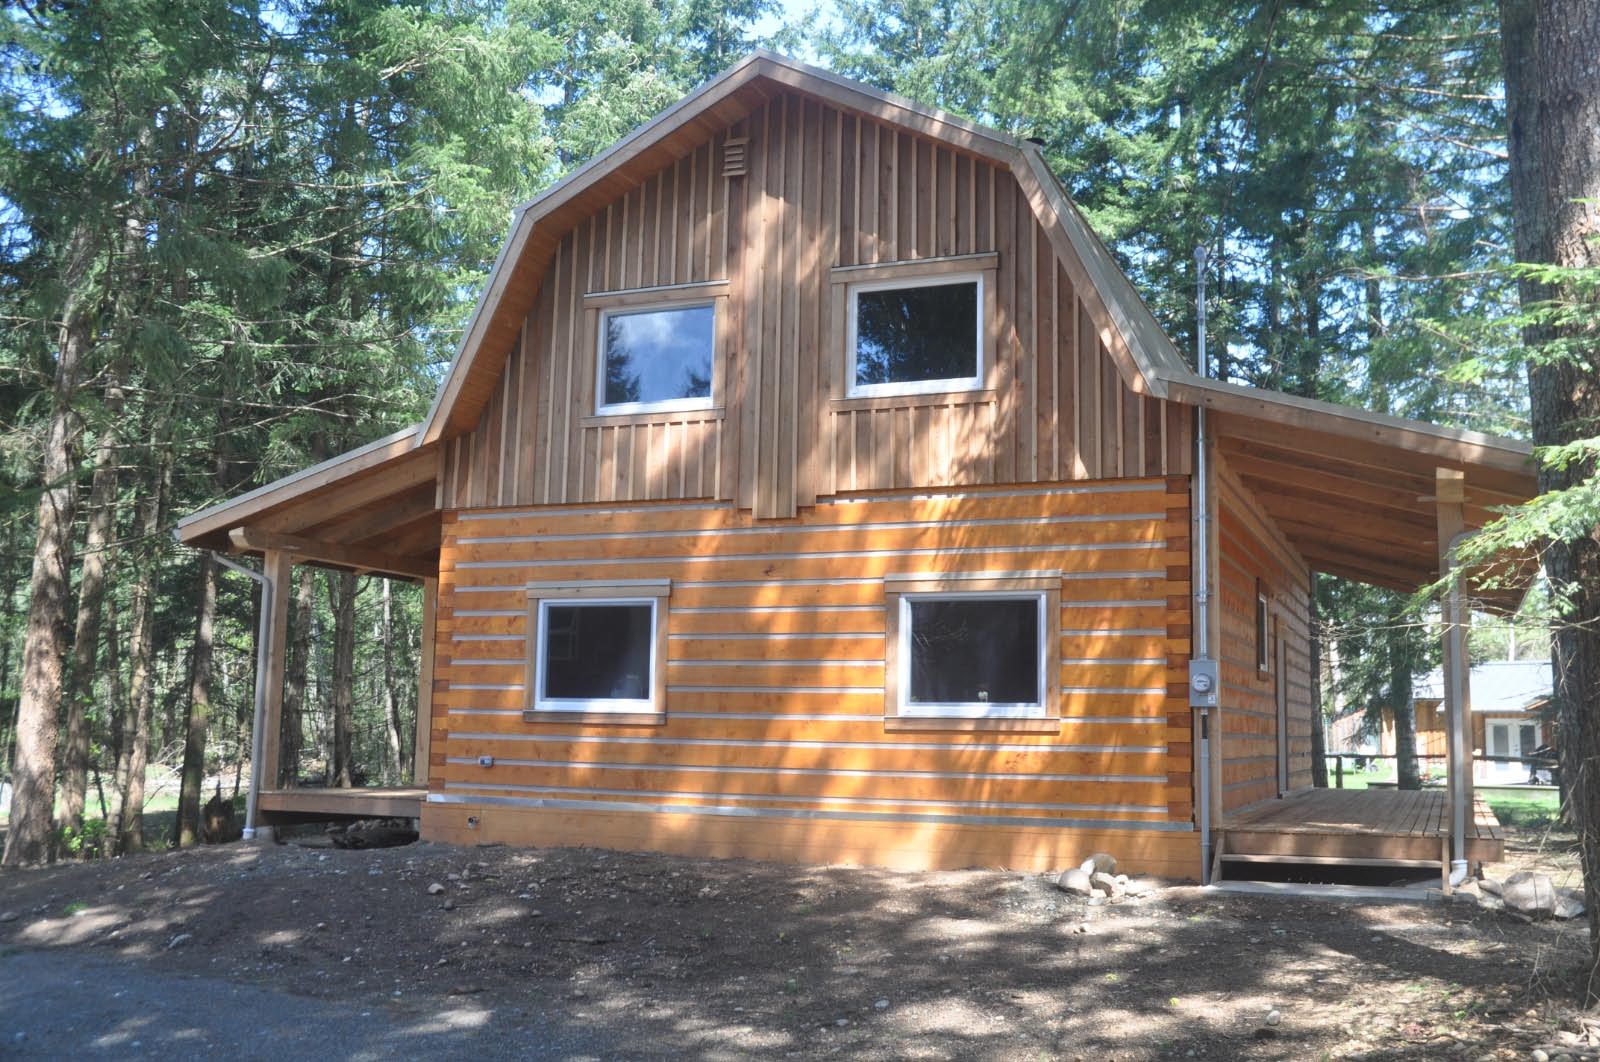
[1215,452,1316,811]
[422,479,1198,875]
[437,91,1193,519]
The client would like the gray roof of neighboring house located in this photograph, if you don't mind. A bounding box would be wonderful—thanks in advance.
[1415,660,1552,714]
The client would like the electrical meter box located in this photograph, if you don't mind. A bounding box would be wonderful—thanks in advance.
[1188,659,1220,709]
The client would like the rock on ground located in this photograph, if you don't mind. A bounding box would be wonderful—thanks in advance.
[1057,868,1093,896]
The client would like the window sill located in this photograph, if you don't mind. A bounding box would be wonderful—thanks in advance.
[829,389,995,412]
[580,407,724,428]
[522,709,667,726]
[884,716,1061,734]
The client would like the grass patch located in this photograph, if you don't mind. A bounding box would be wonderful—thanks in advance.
[1485,789,1562,831]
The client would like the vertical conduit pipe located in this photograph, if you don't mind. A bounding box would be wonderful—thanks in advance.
[1445,531,1473,887]
[1194,244,1213,883]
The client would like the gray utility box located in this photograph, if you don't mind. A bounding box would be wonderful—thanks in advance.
[1188,659,1220,709]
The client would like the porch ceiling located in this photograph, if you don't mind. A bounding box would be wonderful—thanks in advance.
[1210,410,1538,606]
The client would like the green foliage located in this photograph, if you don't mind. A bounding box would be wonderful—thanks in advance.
[817,0,1525,431]
[1321,578,1438,726]
[0,0,786,816]
[56,820,107,860]
[1446,255,1599,612]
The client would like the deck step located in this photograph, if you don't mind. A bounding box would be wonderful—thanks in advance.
[1221,853,1441,869]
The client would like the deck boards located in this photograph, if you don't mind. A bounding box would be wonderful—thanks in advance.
[1220,788,1503,866]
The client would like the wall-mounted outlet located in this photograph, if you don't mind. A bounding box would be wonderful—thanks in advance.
[478,754,494,767]
[466,816,479,829]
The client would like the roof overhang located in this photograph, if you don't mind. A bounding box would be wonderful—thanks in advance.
[1165,376,1539,603]
[175,424,441,579]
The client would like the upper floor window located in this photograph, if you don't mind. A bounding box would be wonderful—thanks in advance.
[847,273,984,398]
[597,302,715,415]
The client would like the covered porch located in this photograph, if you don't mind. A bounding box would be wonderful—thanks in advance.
[1215,788,1505,888]
[1181,377,1536,889]
[175,424,443,834]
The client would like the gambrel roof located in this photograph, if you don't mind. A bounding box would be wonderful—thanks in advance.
[178,51,1537,598]
[418,50,1195,445]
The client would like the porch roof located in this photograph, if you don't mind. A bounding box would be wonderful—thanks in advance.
[1166,377,1538,601]
[174,424,440,579]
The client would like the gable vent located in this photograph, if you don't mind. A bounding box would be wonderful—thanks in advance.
[722,137,748,178]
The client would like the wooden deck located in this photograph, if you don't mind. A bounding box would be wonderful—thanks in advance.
[257,786,425,824]
[1218,788,1504,880]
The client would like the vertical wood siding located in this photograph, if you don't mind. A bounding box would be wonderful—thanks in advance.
[424,480,1199,874]
[437,93,1193,516]
[1215,454,1315,811]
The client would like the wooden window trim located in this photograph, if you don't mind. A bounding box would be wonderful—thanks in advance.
[829,251,999,284]
[590,295,727,418]
[578,408,725,429]
[828,255,1000,403]
[523,579,670,725]
[883,571,1062,733]
[583,278,730,308]
[827,390,997,414]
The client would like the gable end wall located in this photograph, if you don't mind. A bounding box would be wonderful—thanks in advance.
[437,91,1193,516]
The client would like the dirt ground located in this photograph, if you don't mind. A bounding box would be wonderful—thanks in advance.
[0,818,1591,1061]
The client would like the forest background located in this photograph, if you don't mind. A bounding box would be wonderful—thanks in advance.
[0,0,1591,895]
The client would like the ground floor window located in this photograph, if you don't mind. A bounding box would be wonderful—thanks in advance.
[883,573,1061,728]
[524,580,670,723]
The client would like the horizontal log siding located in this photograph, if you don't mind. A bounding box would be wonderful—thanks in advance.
[1216,454,1315,812]
[438,92,1193,518]
[422,479,1199,875]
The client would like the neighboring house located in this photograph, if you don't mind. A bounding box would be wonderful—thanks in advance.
[1325,709,1381,759]
[1392,661,1554,784]
[175,53,1535,879]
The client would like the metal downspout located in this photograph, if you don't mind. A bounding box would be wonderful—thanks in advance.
[209,551,274,841]
[1193,245,1215,884]
[1444,530,1474,886]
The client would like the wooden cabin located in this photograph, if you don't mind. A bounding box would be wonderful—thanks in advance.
[177,53,1535,880]
[1378,661,1554,784]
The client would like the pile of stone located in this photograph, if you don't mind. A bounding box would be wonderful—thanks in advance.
[1055,853,1154,906]
[1475,871,1584,919]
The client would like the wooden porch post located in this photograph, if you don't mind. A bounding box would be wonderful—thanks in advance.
[260,549,293,791]
[413,575,437,786]
[1435,469,1473,857]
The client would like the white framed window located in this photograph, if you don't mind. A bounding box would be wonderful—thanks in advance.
[846,272,985,398]
[534,598,658,713]
[895,590,1048,719]
[595,301,716,415]
[524,579,671,722]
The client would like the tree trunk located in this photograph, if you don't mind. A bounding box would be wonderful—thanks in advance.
[0,508,24,787]
[281,567,313,786]
[104,608,127,846]
[117,447,170,854]
[3,225,97,867]
[61,365,125,834]
[174,551,217,847]
[1501,0,1600,1002]
[382,580,404,784]
[331,571,357,787]
[1391,645,1422,790]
